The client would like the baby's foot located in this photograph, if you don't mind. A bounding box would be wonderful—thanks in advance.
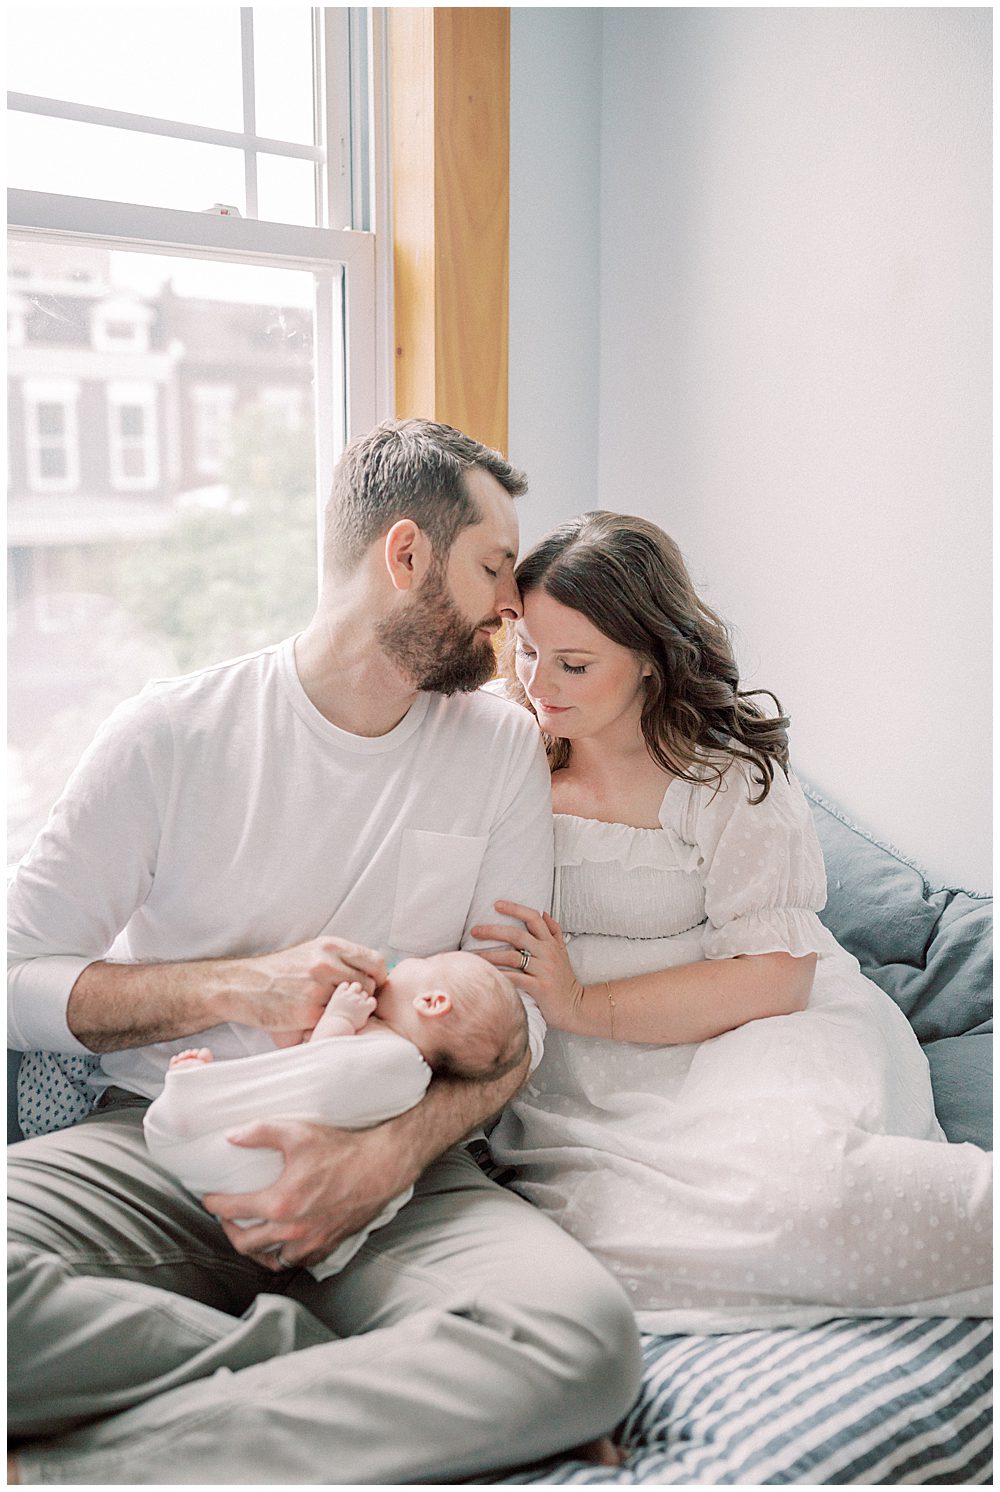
[169,1047,214,1070]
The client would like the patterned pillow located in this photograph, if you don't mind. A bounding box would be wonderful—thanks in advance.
[16,1051,102,1138]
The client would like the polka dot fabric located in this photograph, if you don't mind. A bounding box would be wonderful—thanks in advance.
[490,760,992,1331]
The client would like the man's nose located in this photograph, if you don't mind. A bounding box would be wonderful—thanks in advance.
[497,574,521,620]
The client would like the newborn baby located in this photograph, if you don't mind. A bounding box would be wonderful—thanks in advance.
[143,951,527,1279]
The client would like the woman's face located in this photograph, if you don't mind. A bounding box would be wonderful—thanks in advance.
[514,589,651,745]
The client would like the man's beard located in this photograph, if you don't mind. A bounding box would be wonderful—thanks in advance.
[376,561,499,695]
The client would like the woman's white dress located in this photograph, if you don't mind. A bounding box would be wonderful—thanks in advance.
[490,763,992,1332]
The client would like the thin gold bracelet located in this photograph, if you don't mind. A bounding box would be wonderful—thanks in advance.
[605,980,616,1040]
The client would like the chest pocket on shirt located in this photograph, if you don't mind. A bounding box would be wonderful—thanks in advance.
[388,830,489,957]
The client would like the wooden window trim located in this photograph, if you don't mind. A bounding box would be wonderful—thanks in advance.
[389,7,510,455]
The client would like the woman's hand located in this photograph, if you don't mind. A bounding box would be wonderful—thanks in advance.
[471,901,584,1030]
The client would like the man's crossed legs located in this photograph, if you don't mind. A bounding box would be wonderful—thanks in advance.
[9,1095,641,1484]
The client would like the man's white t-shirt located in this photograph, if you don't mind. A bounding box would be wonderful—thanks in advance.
[7,637,553,1097]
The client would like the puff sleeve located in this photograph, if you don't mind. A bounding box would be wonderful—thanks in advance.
[668,759,833,962]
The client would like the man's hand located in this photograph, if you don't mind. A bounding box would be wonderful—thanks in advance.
[203,1051,532,1270]
[203,1118,415,1270]
[222,938,387,1041]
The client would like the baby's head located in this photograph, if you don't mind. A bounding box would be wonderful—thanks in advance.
[375,951,527,1082]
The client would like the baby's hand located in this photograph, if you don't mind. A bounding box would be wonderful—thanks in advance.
[312,980,377,1038]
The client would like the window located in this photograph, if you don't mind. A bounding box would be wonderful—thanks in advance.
[6,7,389,863]
[107,382,160,490]
[23,379,80,492]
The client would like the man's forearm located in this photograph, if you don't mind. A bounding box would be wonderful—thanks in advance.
[66,958,239,1052]
[66,936,390,1053]
[389,1051,531,1184]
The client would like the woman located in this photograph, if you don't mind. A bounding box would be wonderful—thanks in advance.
[474,512,991,1333]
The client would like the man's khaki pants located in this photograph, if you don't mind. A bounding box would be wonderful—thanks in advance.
[8,1094,641,1485]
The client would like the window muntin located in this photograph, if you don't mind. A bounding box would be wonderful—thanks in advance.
[7,113,253,219]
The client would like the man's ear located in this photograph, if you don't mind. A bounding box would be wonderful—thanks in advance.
[384,520,431,593]
[413,990,452,1019]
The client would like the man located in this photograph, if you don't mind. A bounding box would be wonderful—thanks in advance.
[8,420,641,1484]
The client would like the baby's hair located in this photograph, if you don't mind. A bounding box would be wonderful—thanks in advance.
[500,511,789,804]
[432,963,528,1084]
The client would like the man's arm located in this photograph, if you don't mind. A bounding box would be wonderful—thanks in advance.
[204,1050,531,1269]
[64,942,387,1053]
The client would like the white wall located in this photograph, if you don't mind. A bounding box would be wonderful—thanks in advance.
[509,7,603,543]
[510,7,991,891]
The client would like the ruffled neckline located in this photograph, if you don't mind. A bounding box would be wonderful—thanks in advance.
[553,775,682,833]
[554,781,699,874]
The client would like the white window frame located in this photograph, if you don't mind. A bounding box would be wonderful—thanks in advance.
[23,377,80,493]
[7,6,391,537]
[107,380,160,491]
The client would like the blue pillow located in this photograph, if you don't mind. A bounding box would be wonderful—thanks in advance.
[803,785,992,1149]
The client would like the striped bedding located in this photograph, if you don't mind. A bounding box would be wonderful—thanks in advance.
[493,1317,992,1485]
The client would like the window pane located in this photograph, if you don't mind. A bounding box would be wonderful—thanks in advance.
[38,447,67,479]
[119,406,145,438]
[256,155,318,229]
[121,447,146,479]
[7,113,247,215]
[8,238,339,862]
[36,403,65,436]
[7,5,245,134]
[252,8,317,146]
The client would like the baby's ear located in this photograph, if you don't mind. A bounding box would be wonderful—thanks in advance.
[413,990,452,1019]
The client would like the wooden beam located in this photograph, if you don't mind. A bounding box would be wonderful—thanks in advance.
[389,7,510,455]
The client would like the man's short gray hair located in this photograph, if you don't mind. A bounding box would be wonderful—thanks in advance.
[324,418,527,572]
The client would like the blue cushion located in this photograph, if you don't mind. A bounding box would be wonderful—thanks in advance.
[802,785,992,1150]
[804,786,992,1040]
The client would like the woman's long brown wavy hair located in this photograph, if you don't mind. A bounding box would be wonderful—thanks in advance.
[499,511,790,803]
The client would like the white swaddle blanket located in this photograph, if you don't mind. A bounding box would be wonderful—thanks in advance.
[143,1030,431,1280]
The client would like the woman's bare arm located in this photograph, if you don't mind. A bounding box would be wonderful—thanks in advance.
[562,952,817,1045]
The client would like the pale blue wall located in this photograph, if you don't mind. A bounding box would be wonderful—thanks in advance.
[508,8,602,545]
[509,7,992,891]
